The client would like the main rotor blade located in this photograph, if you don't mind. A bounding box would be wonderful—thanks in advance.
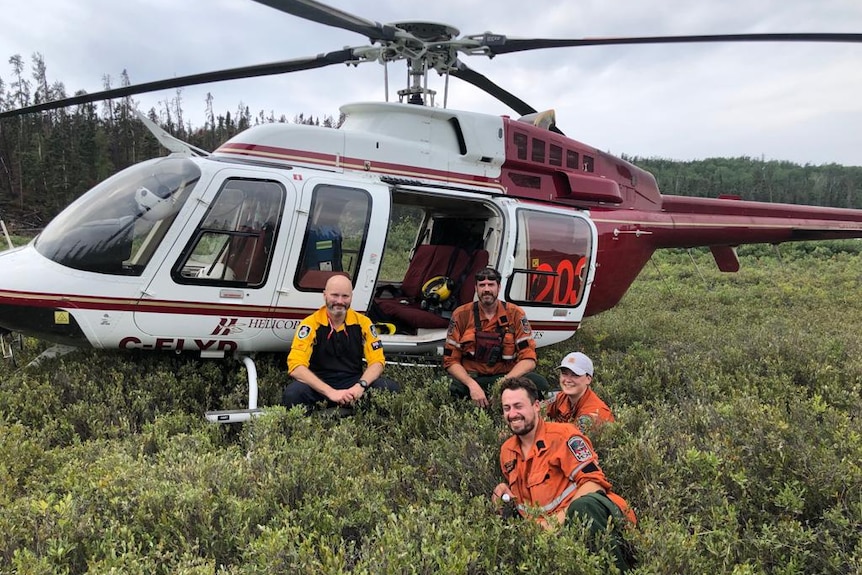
[0,49,355,118]
[450,61,537,117]
[251,0,400,42]
[483,32,862,55]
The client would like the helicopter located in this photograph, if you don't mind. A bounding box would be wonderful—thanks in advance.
[2,0,862,421]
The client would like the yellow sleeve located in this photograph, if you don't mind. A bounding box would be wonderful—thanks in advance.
[360,313,386,366]
[287,320,316,374]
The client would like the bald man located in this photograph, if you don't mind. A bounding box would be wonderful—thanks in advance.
[282,274,400,411]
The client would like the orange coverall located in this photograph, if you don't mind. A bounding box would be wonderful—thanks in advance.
[500,417,635,526]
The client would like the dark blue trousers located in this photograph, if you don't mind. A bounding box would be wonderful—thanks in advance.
[282,372,400,410]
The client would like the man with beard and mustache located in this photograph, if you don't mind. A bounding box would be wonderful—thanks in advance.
[493,377,637,572]
[444,267,549,408]
[282,274,400,411]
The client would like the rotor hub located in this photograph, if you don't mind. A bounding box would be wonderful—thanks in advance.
[388,21,459,43]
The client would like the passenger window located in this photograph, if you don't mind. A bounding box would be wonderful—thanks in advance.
[507,209,592,307]
[566,150,579,170]
[296,185,371,290]
[174,178,284,287]
[583,155,594,173]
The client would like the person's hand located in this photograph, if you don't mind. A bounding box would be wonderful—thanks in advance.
[468,382,489,408]
[348,383,366,402]
[328,388,356,406]
[492,483,513,505]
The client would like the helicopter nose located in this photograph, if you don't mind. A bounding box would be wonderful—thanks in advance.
[0,245,91,347]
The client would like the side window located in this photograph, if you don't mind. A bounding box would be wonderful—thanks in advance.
[513,132,528,160]
[507,210,592,307]
[549,144,563,167]
[296,185,371,290]
[531,138,546,163]
[173,178,284,287]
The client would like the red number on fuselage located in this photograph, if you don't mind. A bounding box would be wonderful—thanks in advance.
[529,256,587,305]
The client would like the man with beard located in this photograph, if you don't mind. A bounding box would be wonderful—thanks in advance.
[444,266,549,408]
[282,273,400,411]
[493,377,636,572]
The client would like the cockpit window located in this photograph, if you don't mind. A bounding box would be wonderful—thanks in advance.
[173,179,284,287]
[35,157,199,275]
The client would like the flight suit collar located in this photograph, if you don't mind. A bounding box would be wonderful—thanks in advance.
[503,415,550,461]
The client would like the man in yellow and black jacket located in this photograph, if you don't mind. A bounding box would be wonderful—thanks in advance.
[443,266,549,408]
[282,274,400,411]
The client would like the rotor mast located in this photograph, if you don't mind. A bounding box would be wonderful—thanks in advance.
[385,21,461,107]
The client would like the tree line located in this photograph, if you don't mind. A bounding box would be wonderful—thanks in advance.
[630,155,862,210]
[1,54,860,230]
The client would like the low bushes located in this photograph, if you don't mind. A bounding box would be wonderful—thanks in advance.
[1,242,860,574]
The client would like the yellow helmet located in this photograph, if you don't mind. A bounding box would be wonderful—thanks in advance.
[422,276,453,302]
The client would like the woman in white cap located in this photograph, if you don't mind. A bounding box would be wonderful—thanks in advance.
[546,351,614,432]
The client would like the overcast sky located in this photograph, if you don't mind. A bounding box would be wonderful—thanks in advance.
[3,0,862,166]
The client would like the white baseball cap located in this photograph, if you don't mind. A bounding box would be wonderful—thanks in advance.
[557,352,593,376]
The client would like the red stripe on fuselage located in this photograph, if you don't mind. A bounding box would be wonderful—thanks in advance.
[216,142,504,189]
[0,289,311,319]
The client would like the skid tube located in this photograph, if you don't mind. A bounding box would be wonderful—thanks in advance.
[205,355,264,423]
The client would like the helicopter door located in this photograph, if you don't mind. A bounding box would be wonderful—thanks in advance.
[271,179,390,343]
[133,173,294,352]
[503,205,597,348]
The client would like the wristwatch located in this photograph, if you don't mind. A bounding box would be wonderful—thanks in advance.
[359,379,370,390]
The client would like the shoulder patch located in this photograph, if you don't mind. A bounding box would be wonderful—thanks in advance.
[370,324,379,338]
[567,435,593,462]
[577,415,594,433]
[503,459,516,473]
[520,317,531,334]
[371,340,383,350]
[297,325,311,340]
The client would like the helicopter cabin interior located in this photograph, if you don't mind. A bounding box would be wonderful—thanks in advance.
[369,190,499,334]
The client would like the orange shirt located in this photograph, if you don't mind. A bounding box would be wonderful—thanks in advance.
[443,300,537,375]
[500,417,635,526]
[546,387,614,432]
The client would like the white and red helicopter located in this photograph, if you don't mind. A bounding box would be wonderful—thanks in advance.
[1,0,862,420]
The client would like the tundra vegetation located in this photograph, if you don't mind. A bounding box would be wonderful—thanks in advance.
[1,240,860,574]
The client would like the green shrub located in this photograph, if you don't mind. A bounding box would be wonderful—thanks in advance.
[0,244,860,573]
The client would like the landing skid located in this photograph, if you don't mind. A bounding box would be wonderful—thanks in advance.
[384,352,443,368]
[1,330,23,366]
[205,355,264,423]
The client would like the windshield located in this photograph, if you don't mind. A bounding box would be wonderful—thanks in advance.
[35,157,200,275]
